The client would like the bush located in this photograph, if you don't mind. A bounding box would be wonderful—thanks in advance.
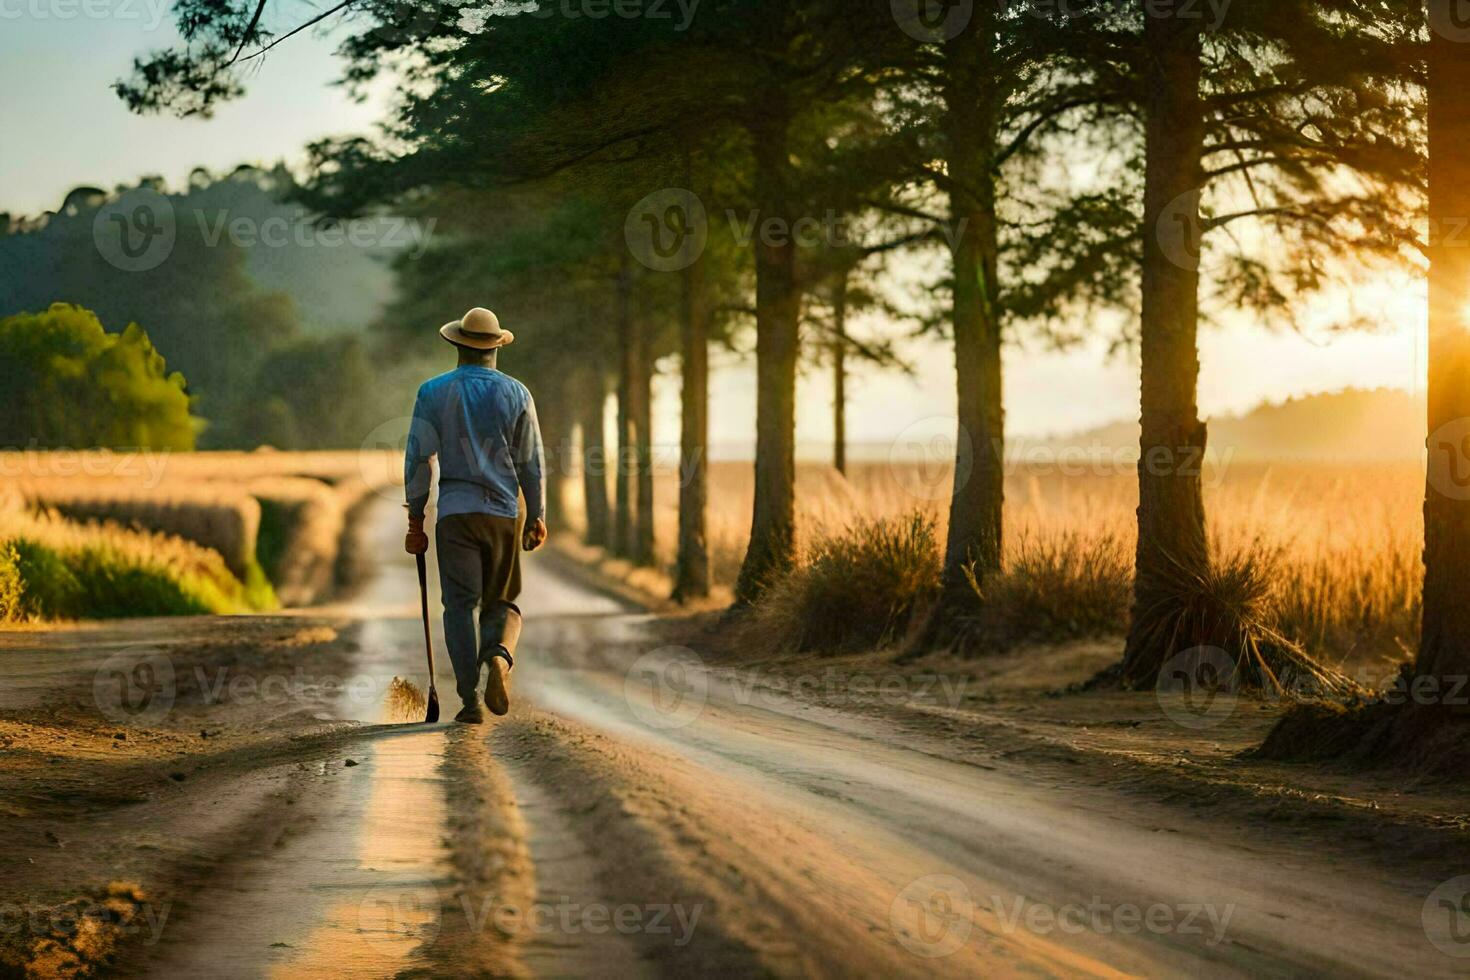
[0,304,197,450]
[0,544,22,622]
[11,539,83,619]
[751,512,941,655]
[959,531,1133,651]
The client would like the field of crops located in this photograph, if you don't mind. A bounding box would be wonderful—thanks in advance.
[3,446,1424,682]
[576,458,1423,677]
[0,450,399,621]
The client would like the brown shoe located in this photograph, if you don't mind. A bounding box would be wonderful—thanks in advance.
[454,704,485,725]
[483,649,512,716]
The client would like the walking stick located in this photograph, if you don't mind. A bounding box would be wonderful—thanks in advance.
[415,552,440,723]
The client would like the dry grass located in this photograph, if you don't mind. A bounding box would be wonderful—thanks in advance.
[15,477,263,580]
[961,530,1134,651]
[747,512,942,655]
[618,458,1423,677]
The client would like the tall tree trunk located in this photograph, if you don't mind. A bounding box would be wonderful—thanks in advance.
[632,314,656,567]
[541,392,571,529]
[734,108,800,604]
[938,8,1004,607]
[579,369,611,549]
[1118,7,1210,686]
[673,191,711,601]
[1418,21,1470,682]
[614,259,635,558]
[831,270,848,478]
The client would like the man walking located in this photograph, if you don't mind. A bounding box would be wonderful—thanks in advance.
[403,307,548,723]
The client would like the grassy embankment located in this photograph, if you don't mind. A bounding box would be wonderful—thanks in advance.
[0,451,398,622]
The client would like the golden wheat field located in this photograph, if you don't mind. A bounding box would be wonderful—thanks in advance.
[576,458,1423,676]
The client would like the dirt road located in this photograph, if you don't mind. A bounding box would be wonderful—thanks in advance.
[2,504,1464,978]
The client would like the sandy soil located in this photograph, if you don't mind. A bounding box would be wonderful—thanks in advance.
[2,503,1467,978]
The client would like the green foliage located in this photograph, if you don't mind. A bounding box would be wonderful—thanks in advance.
[2,535,273,621]
[0,169,397,450]
[751,513,942,655]
[10,539,84,619]
[0,544,23,622]
[0,304,197,450]
[254,497,293,583]
[64,545,215,617]
[232,335,378,450]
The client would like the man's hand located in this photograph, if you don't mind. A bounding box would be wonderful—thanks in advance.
[522,518,548,552]
[405,514,429,555]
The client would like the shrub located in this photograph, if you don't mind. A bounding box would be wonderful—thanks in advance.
[11,539,83,619]
[751,512,941,655]
[0,304,197,450]
[959,531,1133,651]
[0,544,23,622]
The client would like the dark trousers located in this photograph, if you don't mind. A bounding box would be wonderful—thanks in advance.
[436,513,522,706]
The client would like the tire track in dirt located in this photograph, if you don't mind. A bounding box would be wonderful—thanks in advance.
[488,705,1127,979]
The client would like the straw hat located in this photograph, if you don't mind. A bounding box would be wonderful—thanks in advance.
[440,307,514,350]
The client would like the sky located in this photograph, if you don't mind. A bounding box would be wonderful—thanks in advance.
[0,13,1430,455]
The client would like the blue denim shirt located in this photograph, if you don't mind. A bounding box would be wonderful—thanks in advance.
[404,366,545,524]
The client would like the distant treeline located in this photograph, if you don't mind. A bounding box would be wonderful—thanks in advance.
[0,166,418,450]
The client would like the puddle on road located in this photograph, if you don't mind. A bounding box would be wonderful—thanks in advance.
[139,732,452,979]
[268,732,449,978]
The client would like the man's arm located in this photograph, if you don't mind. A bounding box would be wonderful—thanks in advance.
[404,388,440,552]
[512,394,547,547]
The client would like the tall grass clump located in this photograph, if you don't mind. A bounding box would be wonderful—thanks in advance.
[0,544,23,622]
[0,510,274,620]
[1116,543,1361,696]
[750,512,941,655]
[957,531,1132,652]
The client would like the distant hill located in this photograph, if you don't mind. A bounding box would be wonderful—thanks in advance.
[1025,387,1426,462]
[1,164,402,337]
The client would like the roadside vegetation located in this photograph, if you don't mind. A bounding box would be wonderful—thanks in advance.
[0,508,271,619]
[618,458,1424,690]
[0,451,398,623]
